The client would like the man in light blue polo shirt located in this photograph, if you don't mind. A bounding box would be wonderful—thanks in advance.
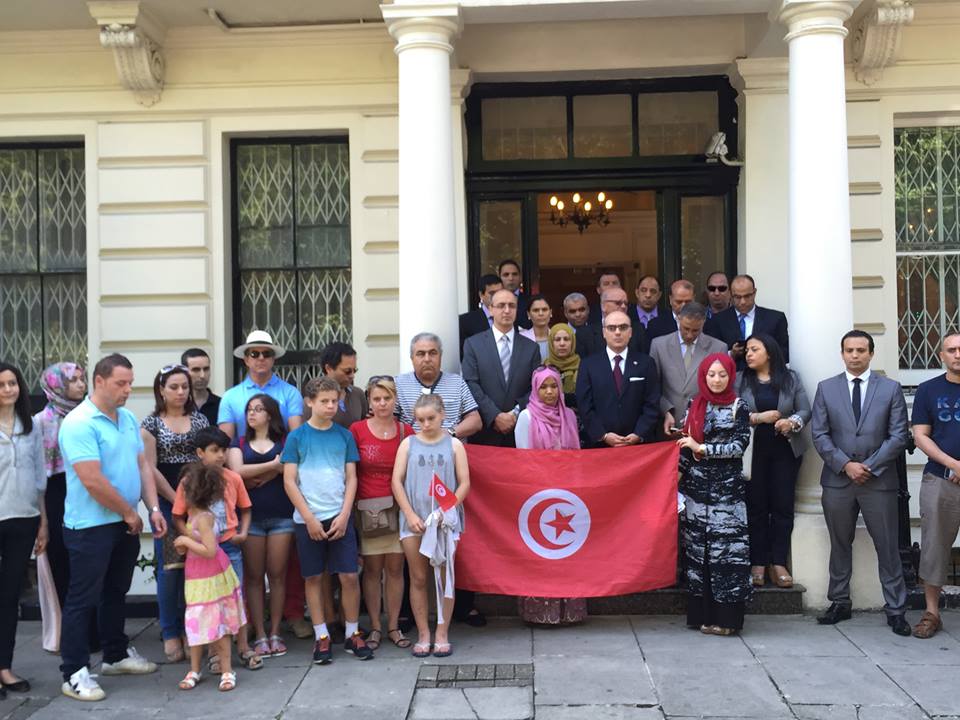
[58,354,167,702]
[218,330,304,438]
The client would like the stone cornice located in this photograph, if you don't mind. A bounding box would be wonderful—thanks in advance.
[734,57,789,93]
[851,0,915,86]
[87,0,165,107]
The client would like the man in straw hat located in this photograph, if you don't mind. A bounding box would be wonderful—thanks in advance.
[218,330,304,439]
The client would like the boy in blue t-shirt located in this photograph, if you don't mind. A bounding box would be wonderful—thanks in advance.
[282,376,372,664]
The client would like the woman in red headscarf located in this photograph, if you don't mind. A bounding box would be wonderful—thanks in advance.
[676,353,752,636]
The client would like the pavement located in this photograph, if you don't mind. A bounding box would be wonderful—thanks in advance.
[2,611,960,720]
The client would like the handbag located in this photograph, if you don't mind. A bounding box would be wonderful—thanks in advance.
[37,552,61,653]
[355,422,403,538]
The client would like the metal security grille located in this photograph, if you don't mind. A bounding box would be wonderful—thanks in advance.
[895,126,960,372]
[0,145,87,390]
[232,139,351,386]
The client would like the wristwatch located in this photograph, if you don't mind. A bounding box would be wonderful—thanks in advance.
[150,505,160,513]
[447,428,457,438]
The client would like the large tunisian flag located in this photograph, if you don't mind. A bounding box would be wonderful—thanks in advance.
[457,442,680,598]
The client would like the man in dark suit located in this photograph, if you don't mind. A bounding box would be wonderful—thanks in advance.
[587,272,622,323]
[704,274,789,368]
[576,310,661,447]
[462,288,541,447]
[458,273,502,359]
[810,330,911,635]
[628,274,662,329]
[577,287,648,358]
[646,279,696,341]
[498,259,532,329]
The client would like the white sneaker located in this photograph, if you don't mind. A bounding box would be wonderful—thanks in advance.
[61,667,106,702]
[100,646,158,676]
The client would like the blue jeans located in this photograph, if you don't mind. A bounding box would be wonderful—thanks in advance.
[60,522,139,680]
[154,500,185,641]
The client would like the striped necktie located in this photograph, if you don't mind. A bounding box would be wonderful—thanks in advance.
[499,334,511,384]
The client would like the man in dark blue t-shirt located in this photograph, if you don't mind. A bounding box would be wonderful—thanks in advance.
[911,332,960,639]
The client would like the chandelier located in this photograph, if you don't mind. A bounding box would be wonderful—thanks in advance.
[549,192,614,233]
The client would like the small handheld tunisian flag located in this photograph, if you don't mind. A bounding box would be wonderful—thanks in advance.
[457,442,679,598]
[431,473,458,512]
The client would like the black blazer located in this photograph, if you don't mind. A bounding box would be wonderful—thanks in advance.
[461,329,542,447]
[575,317,648,358]
[704,305,790,367]
[458,309,492,359]
[645,312,678,341]
[575,349,661,446]
[515,293,532,329]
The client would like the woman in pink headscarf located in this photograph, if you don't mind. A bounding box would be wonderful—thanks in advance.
[514,366,586,624]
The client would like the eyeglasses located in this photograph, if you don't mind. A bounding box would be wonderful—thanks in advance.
[160,364,188,376]
[604,323,631,333]
[245,349,275,359]
[492,302,517,310]
[706,285,728,293]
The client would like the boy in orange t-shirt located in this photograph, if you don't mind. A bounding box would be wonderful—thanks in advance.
[173,426,259,670]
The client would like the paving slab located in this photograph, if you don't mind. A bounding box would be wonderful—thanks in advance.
[740,617,864,658]
[534,617,638,657]
[838,621,960,665]
[446,620,533,665]
[534,655,656,707]
[629,616,755,663]
[409,688,476,720]
[790,705,859,720]
[646,656,791,718]
[880,663,960,716]
[761,656,913,707]
[288,657,418,712]
[534,706,664,720]
[463,686,533,720]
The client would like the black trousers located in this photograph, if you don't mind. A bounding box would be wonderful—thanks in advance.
[746,439,802,567]
[0,515,40,669]
[60,522,139,680]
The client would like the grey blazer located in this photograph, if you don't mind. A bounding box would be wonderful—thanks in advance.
[810,372,909,490]
[461,328,542,447]
[735,370,812,458]
[649,332,727,418]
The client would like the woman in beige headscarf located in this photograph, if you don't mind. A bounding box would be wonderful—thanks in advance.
[544,323,581,410]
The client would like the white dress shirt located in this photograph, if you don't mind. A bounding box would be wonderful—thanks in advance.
[677,331,700,358]
[492,326,515,347]
[606,345,629,373]
[845,368,872,409]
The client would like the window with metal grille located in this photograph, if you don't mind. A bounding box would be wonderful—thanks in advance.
[0,145,87,392]
[896,125,960,380]
[231,139,351,388]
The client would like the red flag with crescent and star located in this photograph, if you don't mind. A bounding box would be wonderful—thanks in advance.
[456,442,679,597]
[431,472,458,512]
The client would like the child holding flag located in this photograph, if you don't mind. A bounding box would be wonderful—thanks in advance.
[391,394,470,658]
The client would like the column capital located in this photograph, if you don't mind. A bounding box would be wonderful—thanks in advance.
[380,3,462,54]
[778,0,862,41]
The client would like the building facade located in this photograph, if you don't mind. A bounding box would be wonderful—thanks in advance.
[1,0,958,604]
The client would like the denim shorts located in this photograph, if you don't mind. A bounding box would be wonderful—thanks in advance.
[247,516,296,537]
[219,539,244,585]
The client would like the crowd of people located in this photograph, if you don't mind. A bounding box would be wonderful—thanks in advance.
[0,260,958,702]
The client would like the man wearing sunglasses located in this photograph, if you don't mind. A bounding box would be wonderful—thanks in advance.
[217,330,304,439]
[702,271,732,320]
[320,342,367,428]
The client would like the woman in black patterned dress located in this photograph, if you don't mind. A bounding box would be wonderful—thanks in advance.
[677,353,752,636]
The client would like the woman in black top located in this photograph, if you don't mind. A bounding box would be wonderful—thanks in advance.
[737,334,811,589]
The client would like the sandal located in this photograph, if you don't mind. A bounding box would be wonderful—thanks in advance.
[178,671,201,690]
[365,629,382,651]
[268,635,287,657]
[432,642,453,658]
[239,649,263,670]
[412,642,432,658]
[387,628,412,649]
[769,565,794,589]
[912,611,943,639]
[219,672,237,692]
[751,566,766,587]
[252,637,271,657]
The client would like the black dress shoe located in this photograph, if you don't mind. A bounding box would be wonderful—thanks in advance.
[888,614,911,637]
[816,602,852,625]
[1,677,30,692]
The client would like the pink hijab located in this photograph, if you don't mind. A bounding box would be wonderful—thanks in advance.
[525,366,580,450]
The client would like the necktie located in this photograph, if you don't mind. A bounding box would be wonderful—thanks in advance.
[852,377,862,424]
[613,354,623,393]
[738,314,747,340]
[683,342,694,370]
[499,334,511,384]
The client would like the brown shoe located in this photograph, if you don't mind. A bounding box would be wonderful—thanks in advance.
[912,611,943,639]
[751,566,766,587]
[768,565,794,589]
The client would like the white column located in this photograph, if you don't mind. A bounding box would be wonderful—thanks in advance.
[383,4,462,372]
[779,0,874,609]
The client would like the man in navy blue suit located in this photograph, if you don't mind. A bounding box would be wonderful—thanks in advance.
[576,310,661,448]
[704,274,789,368]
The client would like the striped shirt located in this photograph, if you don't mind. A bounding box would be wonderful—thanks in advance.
[394,371,479,432]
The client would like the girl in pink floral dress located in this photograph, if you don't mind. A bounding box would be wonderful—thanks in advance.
[173,465,246,692]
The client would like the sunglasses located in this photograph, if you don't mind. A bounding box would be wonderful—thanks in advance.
[707,285,728,292]
[160,363,188,376]
[245,349,275,359]
[604,323,631,333]
[368,374,394,384]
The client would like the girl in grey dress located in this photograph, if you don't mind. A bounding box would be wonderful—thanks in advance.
[392,394,470,659]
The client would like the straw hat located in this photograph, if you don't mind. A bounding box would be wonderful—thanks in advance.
[233,330,286,359]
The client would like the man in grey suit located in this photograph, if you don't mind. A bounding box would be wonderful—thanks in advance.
[462,288,541,447]
[810,330,911,635]
[649,302,727,437]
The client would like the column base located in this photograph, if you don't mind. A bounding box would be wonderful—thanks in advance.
[791,512,887,611]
